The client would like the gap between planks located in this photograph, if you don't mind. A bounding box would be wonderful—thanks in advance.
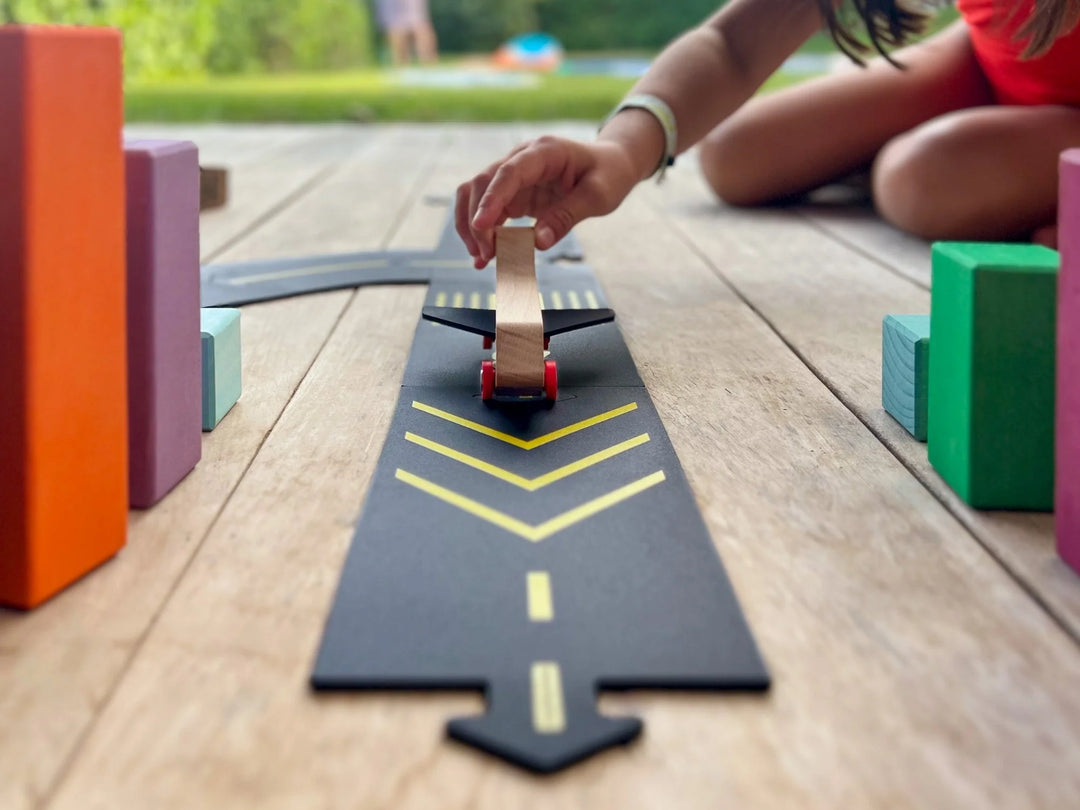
[32,126,450,810]
[643,178,1080,650]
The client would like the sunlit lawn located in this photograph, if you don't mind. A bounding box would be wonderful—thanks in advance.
[124,65,807,123]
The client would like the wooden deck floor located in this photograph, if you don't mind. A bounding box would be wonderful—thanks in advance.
[3,123,1080,809]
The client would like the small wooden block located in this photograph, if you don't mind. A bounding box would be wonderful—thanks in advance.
[200,165,228,210]
[882,314,930,441]
[126,139,203,508]
[928,242,1059,510]
[201,308,242,431]
[1056,149,1080,573]
[494,226,545,390]
[0,26,127,609]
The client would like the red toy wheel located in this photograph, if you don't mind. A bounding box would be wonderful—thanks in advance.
[482,336,493,350]
[544,360,558,401]
[481,360,495,400]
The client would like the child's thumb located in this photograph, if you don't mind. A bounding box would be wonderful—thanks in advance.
[535,191,594,250]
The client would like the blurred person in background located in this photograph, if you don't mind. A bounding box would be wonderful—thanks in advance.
[376,0,438,64]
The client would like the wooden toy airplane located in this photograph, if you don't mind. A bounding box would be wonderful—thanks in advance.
[421,226,614,402]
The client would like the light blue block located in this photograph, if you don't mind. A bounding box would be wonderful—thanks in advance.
[201,308,242,431]
[882,314,930,441]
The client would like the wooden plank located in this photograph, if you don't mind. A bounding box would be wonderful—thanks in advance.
[0,125,440,810]
[494,225,545,389]
[654,156,1080,638]
[45,132,1080,808]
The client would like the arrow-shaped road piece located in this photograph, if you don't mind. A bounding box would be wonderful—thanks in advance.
[447,664,643,774]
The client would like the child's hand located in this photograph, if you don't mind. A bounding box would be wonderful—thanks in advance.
[456,136,641,268]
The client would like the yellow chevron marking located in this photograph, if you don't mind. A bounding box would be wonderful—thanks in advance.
[488,292,496,309]
[394,469,666,542]
[452,291,465,307]
[223,258,388,286]
[404,432,650,490]
[584,290,600,309]
[567,290,581,308]
[551,291,564,310]
[434,291,448,306]
[469,291,481,309]
[527,572,554,622]
[411,401,638,450]
[531,662,566,734]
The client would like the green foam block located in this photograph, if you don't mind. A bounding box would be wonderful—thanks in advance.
[927,242,1059,510]
[882,314,931,441]
[201,308,242,431]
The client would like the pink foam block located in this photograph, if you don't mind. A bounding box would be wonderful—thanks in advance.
[125,140,202,508]
[1056,149,1080,574]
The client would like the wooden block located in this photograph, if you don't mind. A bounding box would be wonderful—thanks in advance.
[494,226,545,391]
[126,140,203,508]
[928,242,1059,510]
[882,314,930,441]
[1056,149,1080,573]
[201,308,243,431]
[200,165,228,210]
[0,26,127,608]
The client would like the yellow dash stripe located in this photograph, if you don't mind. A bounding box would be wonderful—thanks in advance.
[568,290,581,308]
[538,292,546,308]
[488,292,496,309]
[411,401,638,450]
[584,290,600,309]
[223,259,388,286]
[551,291,564,310]
[435,291,448,306]
[404,432,650,491]
[469,291,481,309]
[452,291,465,308]
[527,572,554,622]
[394,468,666,542]
[531,662,566,734]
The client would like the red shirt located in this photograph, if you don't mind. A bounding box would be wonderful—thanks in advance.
[957,0,1080,105]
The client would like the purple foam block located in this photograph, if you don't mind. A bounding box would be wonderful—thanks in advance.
[1057,149,1080,574]
[125,140,202,508]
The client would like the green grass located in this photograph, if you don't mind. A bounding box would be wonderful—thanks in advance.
[125,65,806,123]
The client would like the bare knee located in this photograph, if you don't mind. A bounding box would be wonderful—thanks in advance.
[872,115,984,240]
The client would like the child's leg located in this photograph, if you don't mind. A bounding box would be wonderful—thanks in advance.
[872,105,1080,241]
[700,20,993,205]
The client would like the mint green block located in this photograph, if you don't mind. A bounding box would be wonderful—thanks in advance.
[882,314,931,441]
[201,308,242,431]
[927,242,1059,510]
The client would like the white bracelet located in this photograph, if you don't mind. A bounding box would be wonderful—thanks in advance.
[601,93,678,182]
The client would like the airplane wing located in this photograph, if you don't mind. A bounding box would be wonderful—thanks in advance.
[421,306,615,338]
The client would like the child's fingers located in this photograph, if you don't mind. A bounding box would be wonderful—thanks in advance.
[473,142,572,230]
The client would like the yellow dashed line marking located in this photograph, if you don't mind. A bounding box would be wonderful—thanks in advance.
[223,259,388,286]
[452,291,465,308]
[584,290,600,309]
[394,469,666,542]
[551,291,564,310]
[404,432,650,490]
[538,292,546,308]
[435,291,448,307]
[411,401,638,450]
[527,572,554,622]
[488,292,496,309]
[568,290,581,308]
[469,291,481,309]
[531,662,566,734]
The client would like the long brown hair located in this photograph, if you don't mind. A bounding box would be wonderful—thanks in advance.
[817,0,1080,62]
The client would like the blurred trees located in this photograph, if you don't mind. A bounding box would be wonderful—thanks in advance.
[429,0,722,53]
[0,0,375,79]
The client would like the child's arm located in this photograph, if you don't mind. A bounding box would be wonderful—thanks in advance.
[459,0,826,267]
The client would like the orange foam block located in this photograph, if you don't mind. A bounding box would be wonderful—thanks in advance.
[0,26,127,609]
